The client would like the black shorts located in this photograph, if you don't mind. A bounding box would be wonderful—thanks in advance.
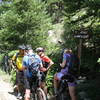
[16,71,24,85]
[24,77,34,89]
[24,72,46,89]
[41,72,46,82]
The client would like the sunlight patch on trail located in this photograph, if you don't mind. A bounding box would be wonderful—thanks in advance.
[0,77,17,100]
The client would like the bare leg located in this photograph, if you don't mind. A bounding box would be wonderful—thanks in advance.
[68,86,77,100]
[41,82,47,95]
[54,74,59,94]
[25,89,30,100]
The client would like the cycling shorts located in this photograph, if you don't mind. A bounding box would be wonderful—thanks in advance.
[56,72,77,87]
[15,71,24,85]
[24,72,46,89]
[24,77,34,89]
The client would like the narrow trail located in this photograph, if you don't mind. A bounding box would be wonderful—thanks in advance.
[0,71,56,100]
[0,74,17,100]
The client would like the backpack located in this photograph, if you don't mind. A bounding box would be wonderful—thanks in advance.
[28,54,40,75]
[68,54,80,78]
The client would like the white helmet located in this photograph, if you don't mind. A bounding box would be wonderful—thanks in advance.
[36,47,44,52]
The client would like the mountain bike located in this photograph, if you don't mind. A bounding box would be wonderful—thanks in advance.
[29,66,46,100]
[56,74,75,100]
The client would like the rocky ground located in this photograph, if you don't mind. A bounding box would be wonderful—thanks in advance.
[0,79,17,100]
[0,70,17,100]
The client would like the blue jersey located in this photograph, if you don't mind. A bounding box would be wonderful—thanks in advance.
[23,53,42,77]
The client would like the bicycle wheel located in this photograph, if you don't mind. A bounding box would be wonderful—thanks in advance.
[56,86,68,100]
[30,92,36,100]
[36,88,46,100]
[56,93,67,100]
[60,93,67,100]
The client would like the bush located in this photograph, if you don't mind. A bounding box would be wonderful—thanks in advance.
[0,53,5,65]
[8,50,18,58]
[10,69,16,84]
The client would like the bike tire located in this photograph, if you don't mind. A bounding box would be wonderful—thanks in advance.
[36,88,46,100]
[56,93,65,100]
[56,93,67,100]
[56,86,68,100]
[60,93,66,100]
[30,92,36,100]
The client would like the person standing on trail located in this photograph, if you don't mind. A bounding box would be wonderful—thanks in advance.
[11,45,26,99]
[22,46,44,100]
[36,47,54,97]
[3,54,9,73]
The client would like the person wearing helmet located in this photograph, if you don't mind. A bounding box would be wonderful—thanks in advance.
[11,45,26,99]
[25,45,32,55]
[36,47,54,97]
[22,46,44,100]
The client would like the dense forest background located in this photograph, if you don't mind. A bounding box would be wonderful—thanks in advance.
[0,0,100,99]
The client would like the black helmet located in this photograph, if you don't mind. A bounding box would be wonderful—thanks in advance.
[36,47,44,52]
[18,45,26,50]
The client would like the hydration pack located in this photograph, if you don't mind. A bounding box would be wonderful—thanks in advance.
[68,54,80,78]
[28,54,40,76]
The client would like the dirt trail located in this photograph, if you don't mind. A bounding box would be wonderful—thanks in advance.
[0,76,17,100]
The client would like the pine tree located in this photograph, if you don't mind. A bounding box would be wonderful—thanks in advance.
[0,0,52,50]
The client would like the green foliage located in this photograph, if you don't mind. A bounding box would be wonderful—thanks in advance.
[0,53,5,65]
[0,0,100,96]
[0,0,52,51]
[8,50,18,57]
[46,48,63,94]
[62,0,100,69]
[46,72,54,94]
[77,73,100,100]
[97,58,100,63]
[45,0,64,23]
[10,69,16,83]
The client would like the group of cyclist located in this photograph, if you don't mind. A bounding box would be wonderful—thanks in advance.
[11,44,78,100]
[11,45,54,100]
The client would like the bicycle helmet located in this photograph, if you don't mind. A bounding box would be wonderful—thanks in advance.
[36,47,44,52]
[25,45,32,50]
[63,48,70,53]
[18,45,26,50]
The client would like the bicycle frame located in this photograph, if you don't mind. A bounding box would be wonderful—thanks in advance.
[30,67,46,100]
[56,74,75,100]
[56,79,69,100]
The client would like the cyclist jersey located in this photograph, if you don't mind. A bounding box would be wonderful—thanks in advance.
[40,55,52,68]
[12,53,24,71]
